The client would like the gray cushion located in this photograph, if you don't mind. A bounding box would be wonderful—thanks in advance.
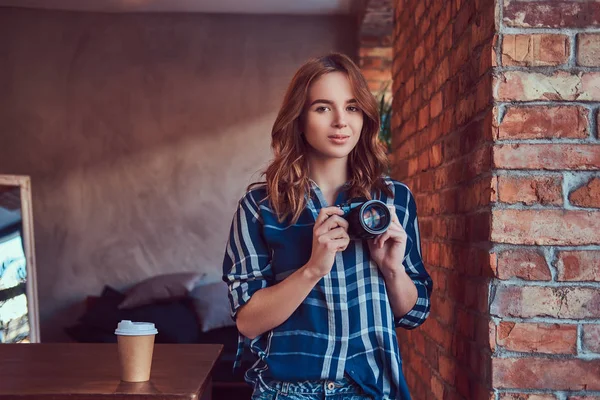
[118,272,206,309]
[189,281,235,332]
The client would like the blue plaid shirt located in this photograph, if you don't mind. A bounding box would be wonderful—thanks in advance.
[222,177,432,400]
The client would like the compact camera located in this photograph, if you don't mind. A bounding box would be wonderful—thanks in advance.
[337,199,392,239]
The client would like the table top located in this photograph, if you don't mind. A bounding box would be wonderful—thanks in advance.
[0,343,223,399]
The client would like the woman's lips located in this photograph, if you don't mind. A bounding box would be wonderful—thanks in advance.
[328,135,350,144]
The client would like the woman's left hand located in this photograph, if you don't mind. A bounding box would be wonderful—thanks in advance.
[367,205,408,275]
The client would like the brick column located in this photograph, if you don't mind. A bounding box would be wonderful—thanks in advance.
[390,0,600,399]
[491,1,600,398]
[392,0,496,398]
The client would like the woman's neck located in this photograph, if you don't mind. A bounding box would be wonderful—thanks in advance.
[308,155,349,203]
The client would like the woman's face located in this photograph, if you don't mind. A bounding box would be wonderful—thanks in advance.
[302,71,364,161]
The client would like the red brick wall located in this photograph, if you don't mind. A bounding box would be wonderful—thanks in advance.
[358,0,393,96]
[490,0,600,398]
[391,0,496,398]
[385,0,600,398]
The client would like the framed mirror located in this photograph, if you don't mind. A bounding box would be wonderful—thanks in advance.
[0,175,40,343]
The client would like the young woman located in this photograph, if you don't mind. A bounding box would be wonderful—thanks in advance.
[222,53,432,400]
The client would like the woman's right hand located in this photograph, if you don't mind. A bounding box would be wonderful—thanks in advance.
[305,206,350,278]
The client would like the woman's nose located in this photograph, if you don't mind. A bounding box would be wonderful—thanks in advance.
[332,110,348,128]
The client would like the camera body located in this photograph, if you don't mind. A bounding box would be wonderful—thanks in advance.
[337,199,392,240]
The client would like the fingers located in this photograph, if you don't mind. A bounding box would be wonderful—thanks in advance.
[315,215,349,236]
[387,205,400,224]
[317,227,350,252]
[331,237,350,252]
[374,224,407,248]
[318,227,349,243]
[374,230,391,249]
[314,206,345,228]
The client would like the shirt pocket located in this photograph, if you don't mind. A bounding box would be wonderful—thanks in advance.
[264,223,314,282]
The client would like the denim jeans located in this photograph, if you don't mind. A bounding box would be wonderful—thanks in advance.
[251,373,373,400]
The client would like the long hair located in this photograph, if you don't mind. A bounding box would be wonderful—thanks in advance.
[250,53,392,224]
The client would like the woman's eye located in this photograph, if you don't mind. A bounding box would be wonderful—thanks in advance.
[315,106,330,112]
[347,106,360,112]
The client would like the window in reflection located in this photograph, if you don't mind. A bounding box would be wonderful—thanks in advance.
[0,231,30,343]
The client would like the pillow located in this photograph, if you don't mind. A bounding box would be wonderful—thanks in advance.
[69,285,201,344]
[124,299,201,343]
[65,323,118,343]
[189,281,236,332]
[118,272,206,309]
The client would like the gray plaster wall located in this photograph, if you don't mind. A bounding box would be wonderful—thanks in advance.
[0,7,356,341]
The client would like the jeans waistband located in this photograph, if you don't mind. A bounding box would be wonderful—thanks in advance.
[259,373,364,395]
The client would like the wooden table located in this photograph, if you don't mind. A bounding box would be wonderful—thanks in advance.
[0,343,223,399]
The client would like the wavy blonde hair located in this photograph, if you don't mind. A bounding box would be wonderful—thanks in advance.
[250,53,392,224]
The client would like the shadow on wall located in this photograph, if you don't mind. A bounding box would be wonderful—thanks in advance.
[0,7,357,341]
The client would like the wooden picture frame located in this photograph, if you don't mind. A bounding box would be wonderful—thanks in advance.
[0,174,40,343]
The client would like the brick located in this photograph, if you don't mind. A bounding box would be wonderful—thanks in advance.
[503,1,600,28]
[418,149,430,170]
[496,71,600,102]
[497,106,588,140]
[450,30,471,77]
[492,209,600,246]
[405,75,415,96]
[490,285,600,319]
[414,44,425,67]
[493,358,600,390]
[496,322,577,354]
[456,96,476,127]
[497,175,563,206]
[436,5,451,37]
[360,57,384,69]
[414,1,425,23]
[430,91,443,119]
[430,374,444,400]
[495,249,552,281]
[431,294,454,326]
[493,144,600,171]
[418,104,429,130]
[438,353,456,384]
[471,6,495,49]
[362,68,392,83]
[430,144,442,168]
[583,324,600,353]
[475,75,493,114]
[502,34,569,66]
[359,47,393,59]
[578,33,600,67]
[499,394,557,400]
[555,251,600,282]
[569,177,600,208]
[581,73,600,101]
[422,313,452,348]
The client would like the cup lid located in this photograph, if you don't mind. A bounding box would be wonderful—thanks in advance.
[114,320,158,336]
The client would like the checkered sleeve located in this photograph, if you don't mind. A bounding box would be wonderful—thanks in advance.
[394,185,433,329]
[222,190,273,320]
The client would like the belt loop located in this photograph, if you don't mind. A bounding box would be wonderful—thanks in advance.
[281,381,289,395]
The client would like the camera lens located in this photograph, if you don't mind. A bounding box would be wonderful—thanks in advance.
[361,203,386,230]
[360,201,390,233]
[343,199,392,239]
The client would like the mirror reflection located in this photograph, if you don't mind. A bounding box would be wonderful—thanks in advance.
[0,176,39,343]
